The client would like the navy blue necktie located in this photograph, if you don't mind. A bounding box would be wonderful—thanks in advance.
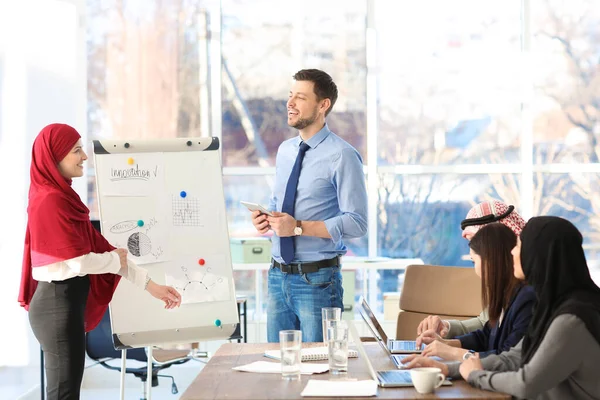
[280,142,310,264]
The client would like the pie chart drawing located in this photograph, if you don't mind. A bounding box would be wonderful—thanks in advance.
[127,232,151,257]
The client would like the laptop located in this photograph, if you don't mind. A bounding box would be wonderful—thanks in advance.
[348,319,417,387]
[348,320,452,388]
[358,296,424,355]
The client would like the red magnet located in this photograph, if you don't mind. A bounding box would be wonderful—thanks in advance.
[198,258,206,266]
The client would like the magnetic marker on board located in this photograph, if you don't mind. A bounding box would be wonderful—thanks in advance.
[124,142,130,148]
[198,258,205,266]
[186,140,192,146]
[214,319,222,328]
[180,191,187,198]
[137,220,144,227]
[127,157,134,165]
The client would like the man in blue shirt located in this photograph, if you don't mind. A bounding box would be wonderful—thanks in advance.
[251,69,368,342]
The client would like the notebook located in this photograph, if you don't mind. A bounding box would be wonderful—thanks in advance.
[264,346,358,362]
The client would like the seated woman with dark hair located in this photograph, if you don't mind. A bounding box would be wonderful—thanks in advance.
[404,216,600,399]
[410,223,535,361]
[417,199,527,338]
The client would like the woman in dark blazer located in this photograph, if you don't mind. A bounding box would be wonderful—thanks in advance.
[411,223,535,361]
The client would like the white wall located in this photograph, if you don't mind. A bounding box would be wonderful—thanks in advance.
[0,0,86,367]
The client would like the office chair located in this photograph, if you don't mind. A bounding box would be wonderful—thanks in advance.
[396,264,482,339]
[85,309,191,399]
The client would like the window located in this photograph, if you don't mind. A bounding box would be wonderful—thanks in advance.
[376,1,522,166]
[376,171,520,282]
[221,0,367,167]
[84,0,600,318]
[532,0,600,164]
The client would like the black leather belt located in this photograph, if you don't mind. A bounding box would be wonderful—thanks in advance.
[272,256,340,274]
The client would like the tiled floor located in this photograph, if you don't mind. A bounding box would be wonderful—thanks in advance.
[78,358,206,400]
[2,355,207,400]
[1,366,39,400]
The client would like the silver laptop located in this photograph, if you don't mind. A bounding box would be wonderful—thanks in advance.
[348,320,452,388]
[347,320,417,387]
[358,296,424,355]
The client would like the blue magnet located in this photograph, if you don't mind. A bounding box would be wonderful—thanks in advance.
[214,319,222,327]
[137,220,144,227]
[180,191,187,198]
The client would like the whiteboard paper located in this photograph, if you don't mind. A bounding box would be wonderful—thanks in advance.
[97,153,165,196]
[165,256,231,304]
[101,197,169,265]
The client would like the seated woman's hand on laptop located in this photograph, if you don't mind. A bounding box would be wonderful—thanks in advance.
[401,356,449,376]
[421,340,466,361]
[417,315,450,337]
[416,329,441,347]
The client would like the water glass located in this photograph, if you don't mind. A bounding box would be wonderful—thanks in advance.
[326,320,349,375]
[321,307,341,342]
[279,330,302,380]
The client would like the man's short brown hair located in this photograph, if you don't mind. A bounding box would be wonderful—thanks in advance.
[293,69,338,116]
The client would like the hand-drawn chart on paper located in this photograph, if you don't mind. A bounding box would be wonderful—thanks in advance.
[104,215,167,265]
[165,259,230,304]
[127,232,152,256]
[172,195,203,227]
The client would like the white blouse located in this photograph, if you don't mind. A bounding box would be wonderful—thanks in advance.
[32,251,148,290]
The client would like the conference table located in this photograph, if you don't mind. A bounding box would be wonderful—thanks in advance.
[181,342,511,399]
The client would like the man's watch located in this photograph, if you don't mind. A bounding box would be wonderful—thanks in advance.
[463,349,476,360]
[294,220,303,236]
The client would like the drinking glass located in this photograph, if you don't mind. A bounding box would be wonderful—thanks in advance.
[279,330,302,380]
[326,320,348,375]
[321,307,341,342]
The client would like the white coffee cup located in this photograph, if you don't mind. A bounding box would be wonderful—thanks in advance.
[410,367,445,394]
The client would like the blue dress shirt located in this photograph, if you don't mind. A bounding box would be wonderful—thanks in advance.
[268,124,368,263]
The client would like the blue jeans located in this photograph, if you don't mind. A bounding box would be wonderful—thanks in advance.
[267,265,344,343]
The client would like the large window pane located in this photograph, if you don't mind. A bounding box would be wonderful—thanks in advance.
[534,172,600,284]
[377,172,521,267]
[532,0,599,163]
[376,1,522,165]
[87,0,207,139]
[221,0,367,167]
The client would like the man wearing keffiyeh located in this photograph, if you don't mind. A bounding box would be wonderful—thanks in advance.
[416,200,527,339]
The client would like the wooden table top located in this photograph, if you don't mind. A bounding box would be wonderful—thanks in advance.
[181,342,510,400]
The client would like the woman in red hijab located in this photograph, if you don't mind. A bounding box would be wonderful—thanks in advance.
[18,124,182,399]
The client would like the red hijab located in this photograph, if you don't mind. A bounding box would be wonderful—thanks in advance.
[18,123,121,332]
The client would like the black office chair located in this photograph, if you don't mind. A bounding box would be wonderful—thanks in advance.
[85,309,190,399]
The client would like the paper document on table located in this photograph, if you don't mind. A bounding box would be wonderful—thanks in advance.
[301,379,378,397]
[232,361,329,375]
